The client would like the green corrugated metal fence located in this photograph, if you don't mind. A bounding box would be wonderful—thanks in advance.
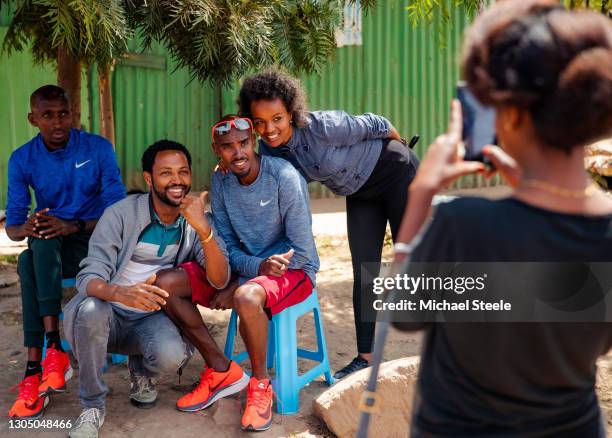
[103,39,223,193]
[301,1,482,195]
[0,0,494,209]
[303,1,468,159]
[0,27,90,209]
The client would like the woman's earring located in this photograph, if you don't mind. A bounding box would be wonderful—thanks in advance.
[289,120,294,125]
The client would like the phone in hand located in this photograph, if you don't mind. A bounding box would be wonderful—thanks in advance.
[456,81,496,163]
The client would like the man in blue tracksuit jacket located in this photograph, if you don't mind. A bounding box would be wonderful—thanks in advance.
[6,85,125,419]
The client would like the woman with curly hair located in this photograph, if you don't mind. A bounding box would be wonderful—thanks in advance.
[238,70,419,379]
[392,0,612,435]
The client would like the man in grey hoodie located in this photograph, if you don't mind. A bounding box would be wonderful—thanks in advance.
[63,140,235,438]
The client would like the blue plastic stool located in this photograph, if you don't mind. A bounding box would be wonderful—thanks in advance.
[224,289,333,414]
[41,278,127,367]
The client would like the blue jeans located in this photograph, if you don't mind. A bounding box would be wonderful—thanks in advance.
[66,297,190,411]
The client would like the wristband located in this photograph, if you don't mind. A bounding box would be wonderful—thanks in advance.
[393,242,416,255]
[201,228,214,244]
[76,219,86,232]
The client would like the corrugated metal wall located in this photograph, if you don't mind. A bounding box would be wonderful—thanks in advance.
[0,28,53,209]
[0,7,10,25]
[0,25,90,209]
[303,1,468,159]
[302,1,493,193]
[0,0,494,209]
[102,39,223,193]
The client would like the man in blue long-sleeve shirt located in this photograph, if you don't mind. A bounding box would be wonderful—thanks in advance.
[6,85,125,419]
[156,115,319,431]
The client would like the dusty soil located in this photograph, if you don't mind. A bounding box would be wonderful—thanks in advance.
[2,192,612,437]
[0,233,421,438]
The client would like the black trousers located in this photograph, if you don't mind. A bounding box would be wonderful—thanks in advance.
[346,139,419,354]
[19,232,90,348]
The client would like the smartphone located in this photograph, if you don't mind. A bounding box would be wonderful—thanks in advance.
[456,81,496,162]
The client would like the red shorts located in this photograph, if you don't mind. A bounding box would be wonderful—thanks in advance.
[247,269,313,316]
[180,261,313,316]
[180,261,218,308]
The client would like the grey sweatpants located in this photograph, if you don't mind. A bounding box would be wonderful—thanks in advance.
[65,297,190,411]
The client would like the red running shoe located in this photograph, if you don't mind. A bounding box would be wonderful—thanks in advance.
[241,377,274,431]
[9,374,49,419]
[39,347,73,396]
[176,361,249,412]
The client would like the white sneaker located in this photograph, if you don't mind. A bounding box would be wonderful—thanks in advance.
[69,408,105,438]
[129,374,158,408]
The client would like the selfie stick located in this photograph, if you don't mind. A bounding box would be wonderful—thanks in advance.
[356,265,404,438]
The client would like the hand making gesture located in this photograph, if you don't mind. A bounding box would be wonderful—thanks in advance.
[258,248,295,277]
[34,208,79,239]
[179,192,211,235]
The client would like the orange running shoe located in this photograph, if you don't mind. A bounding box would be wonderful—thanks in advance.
[8,374,49,419]
[39,347,73,396]
[241,377,274,431]
[176,361,249,412]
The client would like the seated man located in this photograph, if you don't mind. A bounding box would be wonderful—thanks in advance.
[157,115,319,431]
[6,85,125,419]
[62,140,232,438]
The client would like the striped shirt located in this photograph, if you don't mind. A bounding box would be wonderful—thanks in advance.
[113,212,184,312]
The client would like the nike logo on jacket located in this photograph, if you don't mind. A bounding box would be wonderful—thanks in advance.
[5,129,126,226]
[75,160,91,168]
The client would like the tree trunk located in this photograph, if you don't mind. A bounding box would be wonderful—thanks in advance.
[477,0,486,14]
[57,47,81,129]
[216,85,224,120]
[98,65,116,147]
[86,66,95,133]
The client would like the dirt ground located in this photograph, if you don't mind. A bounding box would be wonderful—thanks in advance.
[0,200,421,438]
[2,193,612,437]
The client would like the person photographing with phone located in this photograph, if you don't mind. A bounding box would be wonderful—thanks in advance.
[391,0,612,436]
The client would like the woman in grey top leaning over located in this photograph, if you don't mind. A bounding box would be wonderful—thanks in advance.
[238,70,419,379]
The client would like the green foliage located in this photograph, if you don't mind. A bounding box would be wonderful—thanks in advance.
[406,0,481,26]
[126,0,277,85]
[404,0,611,49]
[406,0,611,28]
[126,0,341,85]
[0,254,18,265]
[349,0,377,13]
[271,0,340,77]
[1,0,131,67]
[404,0,481,48]
[564,0,611,16]
[1,0,344,85]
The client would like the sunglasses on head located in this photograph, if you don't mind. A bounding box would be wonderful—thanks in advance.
[211,117,253,140]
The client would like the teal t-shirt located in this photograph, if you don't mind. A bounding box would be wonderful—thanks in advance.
[112,212,184,312]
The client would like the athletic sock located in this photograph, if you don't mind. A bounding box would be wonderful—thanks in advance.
[24,360,42,378]
[45,330,64,352]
